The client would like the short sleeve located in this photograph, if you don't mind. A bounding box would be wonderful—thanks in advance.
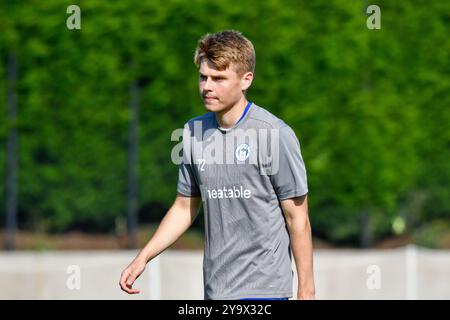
[177,124,201,197]
[269,125,308,200]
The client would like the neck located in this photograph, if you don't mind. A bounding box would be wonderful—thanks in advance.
[216,96,248,129]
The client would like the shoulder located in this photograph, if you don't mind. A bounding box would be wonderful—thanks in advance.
[249,104,301,143]
[248,104,289,130]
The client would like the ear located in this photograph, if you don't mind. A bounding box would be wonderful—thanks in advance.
[240,71,254,91]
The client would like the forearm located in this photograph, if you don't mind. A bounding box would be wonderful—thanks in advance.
[286,216,315,296]
[137,200,199,263]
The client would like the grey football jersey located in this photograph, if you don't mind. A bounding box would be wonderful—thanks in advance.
[177,103,308,300]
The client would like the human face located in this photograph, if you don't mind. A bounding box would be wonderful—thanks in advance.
[198,59,253,113]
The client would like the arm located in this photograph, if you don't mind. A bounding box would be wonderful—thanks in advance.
[280,194,316,300]
[119,194,201,294]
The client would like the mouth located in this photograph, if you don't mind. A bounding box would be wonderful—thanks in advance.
[203,96,218,102]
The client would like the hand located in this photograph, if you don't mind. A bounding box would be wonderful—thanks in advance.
[119,258,146,294]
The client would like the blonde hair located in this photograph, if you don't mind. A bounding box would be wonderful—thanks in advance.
[194,30,255,75]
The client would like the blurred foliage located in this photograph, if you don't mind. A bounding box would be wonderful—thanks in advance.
[0,0,449,246]
[413,220,450,249]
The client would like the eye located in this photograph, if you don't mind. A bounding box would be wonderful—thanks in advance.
[199,75,207,81]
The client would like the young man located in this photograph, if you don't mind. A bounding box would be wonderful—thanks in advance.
[119,30,315,300]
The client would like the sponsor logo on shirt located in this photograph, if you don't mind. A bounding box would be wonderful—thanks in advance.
[205,186,251,199]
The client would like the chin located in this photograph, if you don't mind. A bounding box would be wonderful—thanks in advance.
[203,101,223,112]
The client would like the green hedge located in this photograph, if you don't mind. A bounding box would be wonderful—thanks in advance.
[0,0,448,246]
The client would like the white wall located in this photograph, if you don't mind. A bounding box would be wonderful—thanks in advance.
[0,246,448,299]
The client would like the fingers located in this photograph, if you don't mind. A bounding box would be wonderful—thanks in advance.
[119,271,130,293]
[126,274,140,294]
[119,270,141,294]
[126,274,136,286]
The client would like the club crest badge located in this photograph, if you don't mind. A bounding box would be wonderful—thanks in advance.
[235,144,250,162]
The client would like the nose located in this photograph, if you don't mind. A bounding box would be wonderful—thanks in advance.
[203,77,213,91]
